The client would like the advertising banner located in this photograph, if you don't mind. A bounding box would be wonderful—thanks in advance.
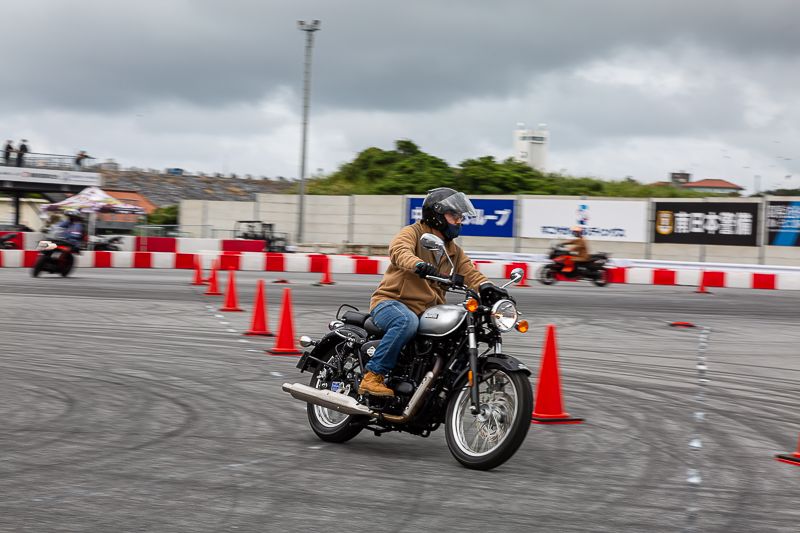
[520,199,648,241]
[0,167,100,187]
[766,200,800,246]
[653,202,758,246]
[408,198,515,238]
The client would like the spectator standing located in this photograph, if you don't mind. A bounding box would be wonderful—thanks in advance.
[3,140,13,166]
[74,150,90,169]
[16,139,29,167]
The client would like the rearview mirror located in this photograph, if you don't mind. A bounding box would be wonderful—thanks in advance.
[420,233,445,253]
[500,267,525,289]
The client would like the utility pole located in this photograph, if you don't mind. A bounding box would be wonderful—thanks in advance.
[296,19,320,245]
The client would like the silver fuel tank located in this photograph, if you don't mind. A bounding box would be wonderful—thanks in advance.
[417,304,468,337]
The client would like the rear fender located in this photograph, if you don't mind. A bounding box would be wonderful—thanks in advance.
[295,325,368,373]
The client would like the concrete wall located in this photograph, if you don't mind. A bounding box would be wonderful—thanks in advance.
[352,195,405,244]
[180,199,256,237]
[183,194,800,265]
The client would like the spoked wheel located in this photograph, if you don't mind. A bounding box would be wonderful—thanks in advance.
[538,265,556,285]
[445,364,533,470]
[593,268,608,287]
[306,353,367,443]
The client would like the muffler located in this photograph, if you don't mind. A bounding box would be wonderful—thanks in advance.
[282,382,376,417]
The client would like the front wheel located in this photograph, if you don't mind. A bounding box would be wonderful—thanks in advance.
[306,355,366,443]
[31,255,47,277]
[445,364,533,470]
[538,265,556,285]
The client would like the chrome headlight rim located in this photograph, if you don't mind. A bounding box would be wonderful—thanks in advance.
[490,299,518,333]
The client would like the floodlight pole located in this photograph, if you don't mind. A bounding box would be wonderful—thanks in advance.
[296,19,320,245]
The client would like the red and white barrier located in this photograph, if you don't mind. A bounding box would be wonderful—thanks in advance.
[2,250,798,290]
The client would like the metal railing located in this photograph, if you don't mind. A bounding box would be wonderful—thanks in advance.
[134,224,212,238]
[2,151,97,172]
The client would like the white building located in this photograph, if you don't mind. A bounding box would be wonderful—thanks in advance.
[513,123,549,171]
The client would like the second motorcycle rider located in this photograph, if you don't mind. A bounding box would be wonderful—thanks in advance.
[359,187,512,397]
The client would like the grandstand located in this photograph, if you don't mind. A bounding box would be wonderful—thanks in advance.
[100,169,294,207]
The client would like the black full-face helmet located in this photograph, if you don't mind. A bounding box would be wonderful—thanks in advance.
[421,187,477,239]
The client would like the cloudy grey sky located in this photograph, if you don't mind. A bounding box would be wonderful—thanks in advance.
[3,0,799,193]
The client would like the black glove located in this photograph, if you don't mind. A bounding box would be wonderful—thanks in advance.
[479,283,511,305]
[414,261,438,279]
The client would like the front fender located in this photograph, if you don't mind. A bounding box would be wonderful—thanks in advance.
[484,354,532,376]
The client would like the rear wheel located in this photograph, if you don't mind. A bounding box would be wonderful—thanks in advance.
[306,351,367,443]
[538,265,556,285]
[445,364,533,470]
[60,253,75,277]
[592,268,608,287]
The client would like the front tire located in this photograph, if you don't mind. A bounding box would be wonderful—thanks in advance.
[306,358,366,443]
[538,265,556,285]
[445,364,533,470]
[31,256,46,277]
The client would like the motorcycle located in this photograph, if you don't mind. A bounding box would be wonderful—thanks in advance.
[0,232,19,250]
[90,235,123,251]
[32,228,81,277]
[283,233,533,471]
[537,244,610,287]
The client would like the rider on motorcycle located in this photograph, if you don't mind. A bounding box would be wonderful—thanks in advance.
[55,211,86,251]
[359,187,512,397]
[561,225,590,273]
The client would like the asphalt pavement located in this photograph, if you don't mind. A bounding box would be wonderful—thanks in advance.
[1,267,799,532]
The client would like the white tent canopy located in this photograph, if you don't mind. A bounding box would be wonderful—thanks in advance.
[42,186,145,214]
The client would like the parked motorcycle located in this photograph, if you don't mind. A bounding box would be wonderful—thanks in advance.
[90,235,123,251]
[0,232,19,250]
[283,233,533,470]
[537,244,610,286]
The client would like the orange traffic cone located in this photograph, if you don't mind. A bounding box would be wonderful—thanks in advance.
[245,279,273,336]
[191,256,205,285]
[267,288,301,356]
[531,324,584,424]
[219,270,243,311]
[775,434,800,466]
[695,271,711,294]
[313,258,335,286]
[205,262,222,296]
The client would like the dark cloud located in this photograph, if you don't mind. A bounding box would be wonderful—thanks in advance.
[2,0,799,114]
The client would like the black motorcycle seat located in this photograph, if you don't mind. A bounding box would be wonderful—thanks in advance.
[341,310,384,337]
[364,317,384,337]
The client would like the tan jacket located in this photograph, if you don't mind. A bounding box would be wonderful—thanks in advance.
[370,222,489,315]
[564,237,590,261]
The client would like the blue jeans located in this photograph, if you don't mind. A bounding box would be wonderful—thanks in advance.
[365,300,419,376]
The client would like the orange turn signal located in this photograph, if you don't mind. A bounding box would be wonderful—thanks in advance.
[464,298,479,313]
[515,320,529,333]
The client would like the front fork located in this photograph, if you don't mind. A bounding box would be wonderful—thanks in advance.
[466,314,481,414]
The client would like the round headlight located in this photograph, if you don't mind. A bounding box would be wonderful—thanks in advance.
[490,299,518,333]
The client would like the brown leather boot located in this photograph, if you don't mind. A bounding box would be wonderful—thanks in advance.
[358,371,394,397]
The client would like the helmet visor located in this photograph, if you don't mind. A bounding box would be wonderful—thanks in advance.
[435,192,477,219]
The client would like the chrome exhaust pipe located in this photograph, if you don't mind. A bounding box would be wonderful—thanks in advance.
[282,382,376,417]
